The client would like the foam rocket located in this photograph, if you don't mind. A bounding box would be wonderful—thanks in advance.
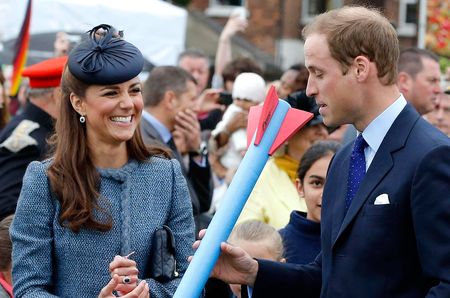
[173,86,313,298]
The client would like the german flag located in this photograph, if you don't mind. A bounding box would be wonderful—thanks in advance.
[9,0,32,96]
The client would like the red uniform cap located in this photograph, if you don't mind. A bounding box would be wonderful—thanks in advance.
[21,56,68,88]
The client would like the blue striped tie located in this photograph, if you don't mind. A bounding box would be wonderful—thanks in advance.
[345,134,368,211]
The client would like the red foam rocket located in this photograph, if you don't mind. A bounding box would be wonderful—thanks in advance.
[247,85,313,155]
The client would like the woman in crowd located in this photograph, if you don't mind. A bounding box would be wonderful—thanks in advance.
[0,71,9,130]
[237,92,328,229]
[10,24,195,297]
[279,140,341,264]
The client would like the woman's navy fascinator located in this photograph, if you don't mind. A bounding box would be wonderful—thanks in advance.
[68,24,144,85]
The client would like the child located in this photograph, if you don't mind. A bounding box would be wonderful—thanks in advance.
[212,72,266,170]
[228,220,285,297]
[279,140,341,264]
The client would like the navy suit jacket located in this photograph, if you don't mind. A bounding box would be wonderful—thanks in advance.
[253,105,450,297]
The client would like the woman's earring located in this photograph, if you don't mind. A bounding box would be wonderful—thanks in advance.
[79,115,86,123]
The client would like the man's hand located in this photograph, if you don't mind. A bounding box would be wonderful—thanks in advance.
[175,109,202,153]
[190,229,259,286]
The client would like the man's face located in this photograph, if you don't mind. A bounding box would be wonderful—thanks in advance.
[178,56,209,95]
[402,57,441,115]
[170,81,197,129]
[428,92,450,136]
[305,34,360,128]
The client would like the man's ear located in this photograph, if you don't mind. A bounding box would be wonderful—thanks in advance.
[397,72,412,94]
[353,56,370,82]
[69,92,85,115]
[163,90,177,110]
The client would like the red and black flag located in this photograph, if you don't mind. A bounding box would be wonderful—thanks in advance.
[9,0,32,96]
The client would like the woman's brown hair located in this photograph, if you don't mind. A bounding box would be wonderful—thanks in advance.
[47,68,168,233]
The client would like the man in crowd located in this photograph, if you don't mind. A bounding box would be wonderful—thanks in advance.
[140,66,213,234]
[178,49,210,96]
[201,6,450,297]
[397,47,441,115]
[428,87,450,136]
[0,56,67,220]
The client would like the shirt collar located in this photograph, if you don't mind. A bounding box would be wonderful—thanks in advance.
[361,94,407,154]
[141,110,172,143]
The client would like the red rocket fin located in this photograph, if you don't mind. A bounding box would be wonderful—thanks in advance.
[254,86,279,145]
[247,105,262,147]
[268,108,313,155]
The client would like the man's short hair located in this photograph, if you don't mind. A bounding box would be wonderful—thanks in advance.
[177,48,210,66]
[302,6,399,85]
[27,87,54,99]
[398,47,440,79]
[143,66,197,107]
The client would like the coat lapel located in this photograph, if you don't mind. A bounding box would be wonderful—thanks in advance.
[330,146,352,243]
[140,118,188,173]
[332,104,420,248]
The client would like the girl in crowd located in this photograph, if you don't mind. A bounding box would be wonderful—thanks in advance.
[228,220,285,297]
[10,25,195,297]
[279,140,341,264]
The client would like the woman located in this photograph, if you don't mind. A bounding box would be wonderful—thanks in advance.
[279,140,341,264]
[10,25,195,297]
[0,70,9,130]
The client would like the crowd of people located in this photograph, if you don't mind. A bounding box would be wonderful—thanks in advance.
[0,4,449,298]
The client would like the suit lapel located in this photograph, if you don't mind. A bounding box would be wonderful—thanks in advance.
[141,118,164,144]
[140,118,188,173]
[330,146,352,243]
[332,104,420,248]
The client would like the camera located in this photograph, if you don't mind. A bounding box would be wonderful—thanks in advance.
[218,92,233,106]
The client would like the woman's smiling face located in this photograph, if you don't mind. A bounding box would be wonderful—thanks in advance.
[79,77,143,147]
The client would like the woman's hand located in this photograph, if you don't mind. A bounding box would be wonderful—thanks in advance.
[109,255,140,294]
[99,274,149,298]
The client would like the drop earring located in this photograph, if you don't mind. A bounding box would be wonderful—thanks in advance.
[79,115,86,123]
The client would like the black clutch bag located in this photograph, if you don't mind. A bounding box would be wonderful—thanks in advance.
[147,225,179,282]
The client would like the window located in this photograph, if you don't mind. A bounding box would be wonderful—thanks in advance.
[206,0,246,18]
[397,0,417,36]
[301,0,342,25]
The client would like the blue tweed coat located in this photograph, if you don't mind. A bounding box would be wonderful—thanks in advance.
[10,157,195,297]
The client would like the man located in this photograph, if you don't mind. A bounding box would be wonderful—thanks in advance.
[202,6,450,297]
[398,47,441,115]
[178,49,210,96]
[428,87,450,136]
[0,56,67,220]
[141,66,213,234]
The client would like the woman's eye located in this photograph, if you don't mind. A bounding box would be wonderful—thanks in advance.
[103,91,117,97]
[311,180,324,187]
[131,88,142,93]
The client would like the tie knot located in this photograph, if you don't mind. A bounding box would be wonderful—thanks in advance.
[353,134,368,153]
